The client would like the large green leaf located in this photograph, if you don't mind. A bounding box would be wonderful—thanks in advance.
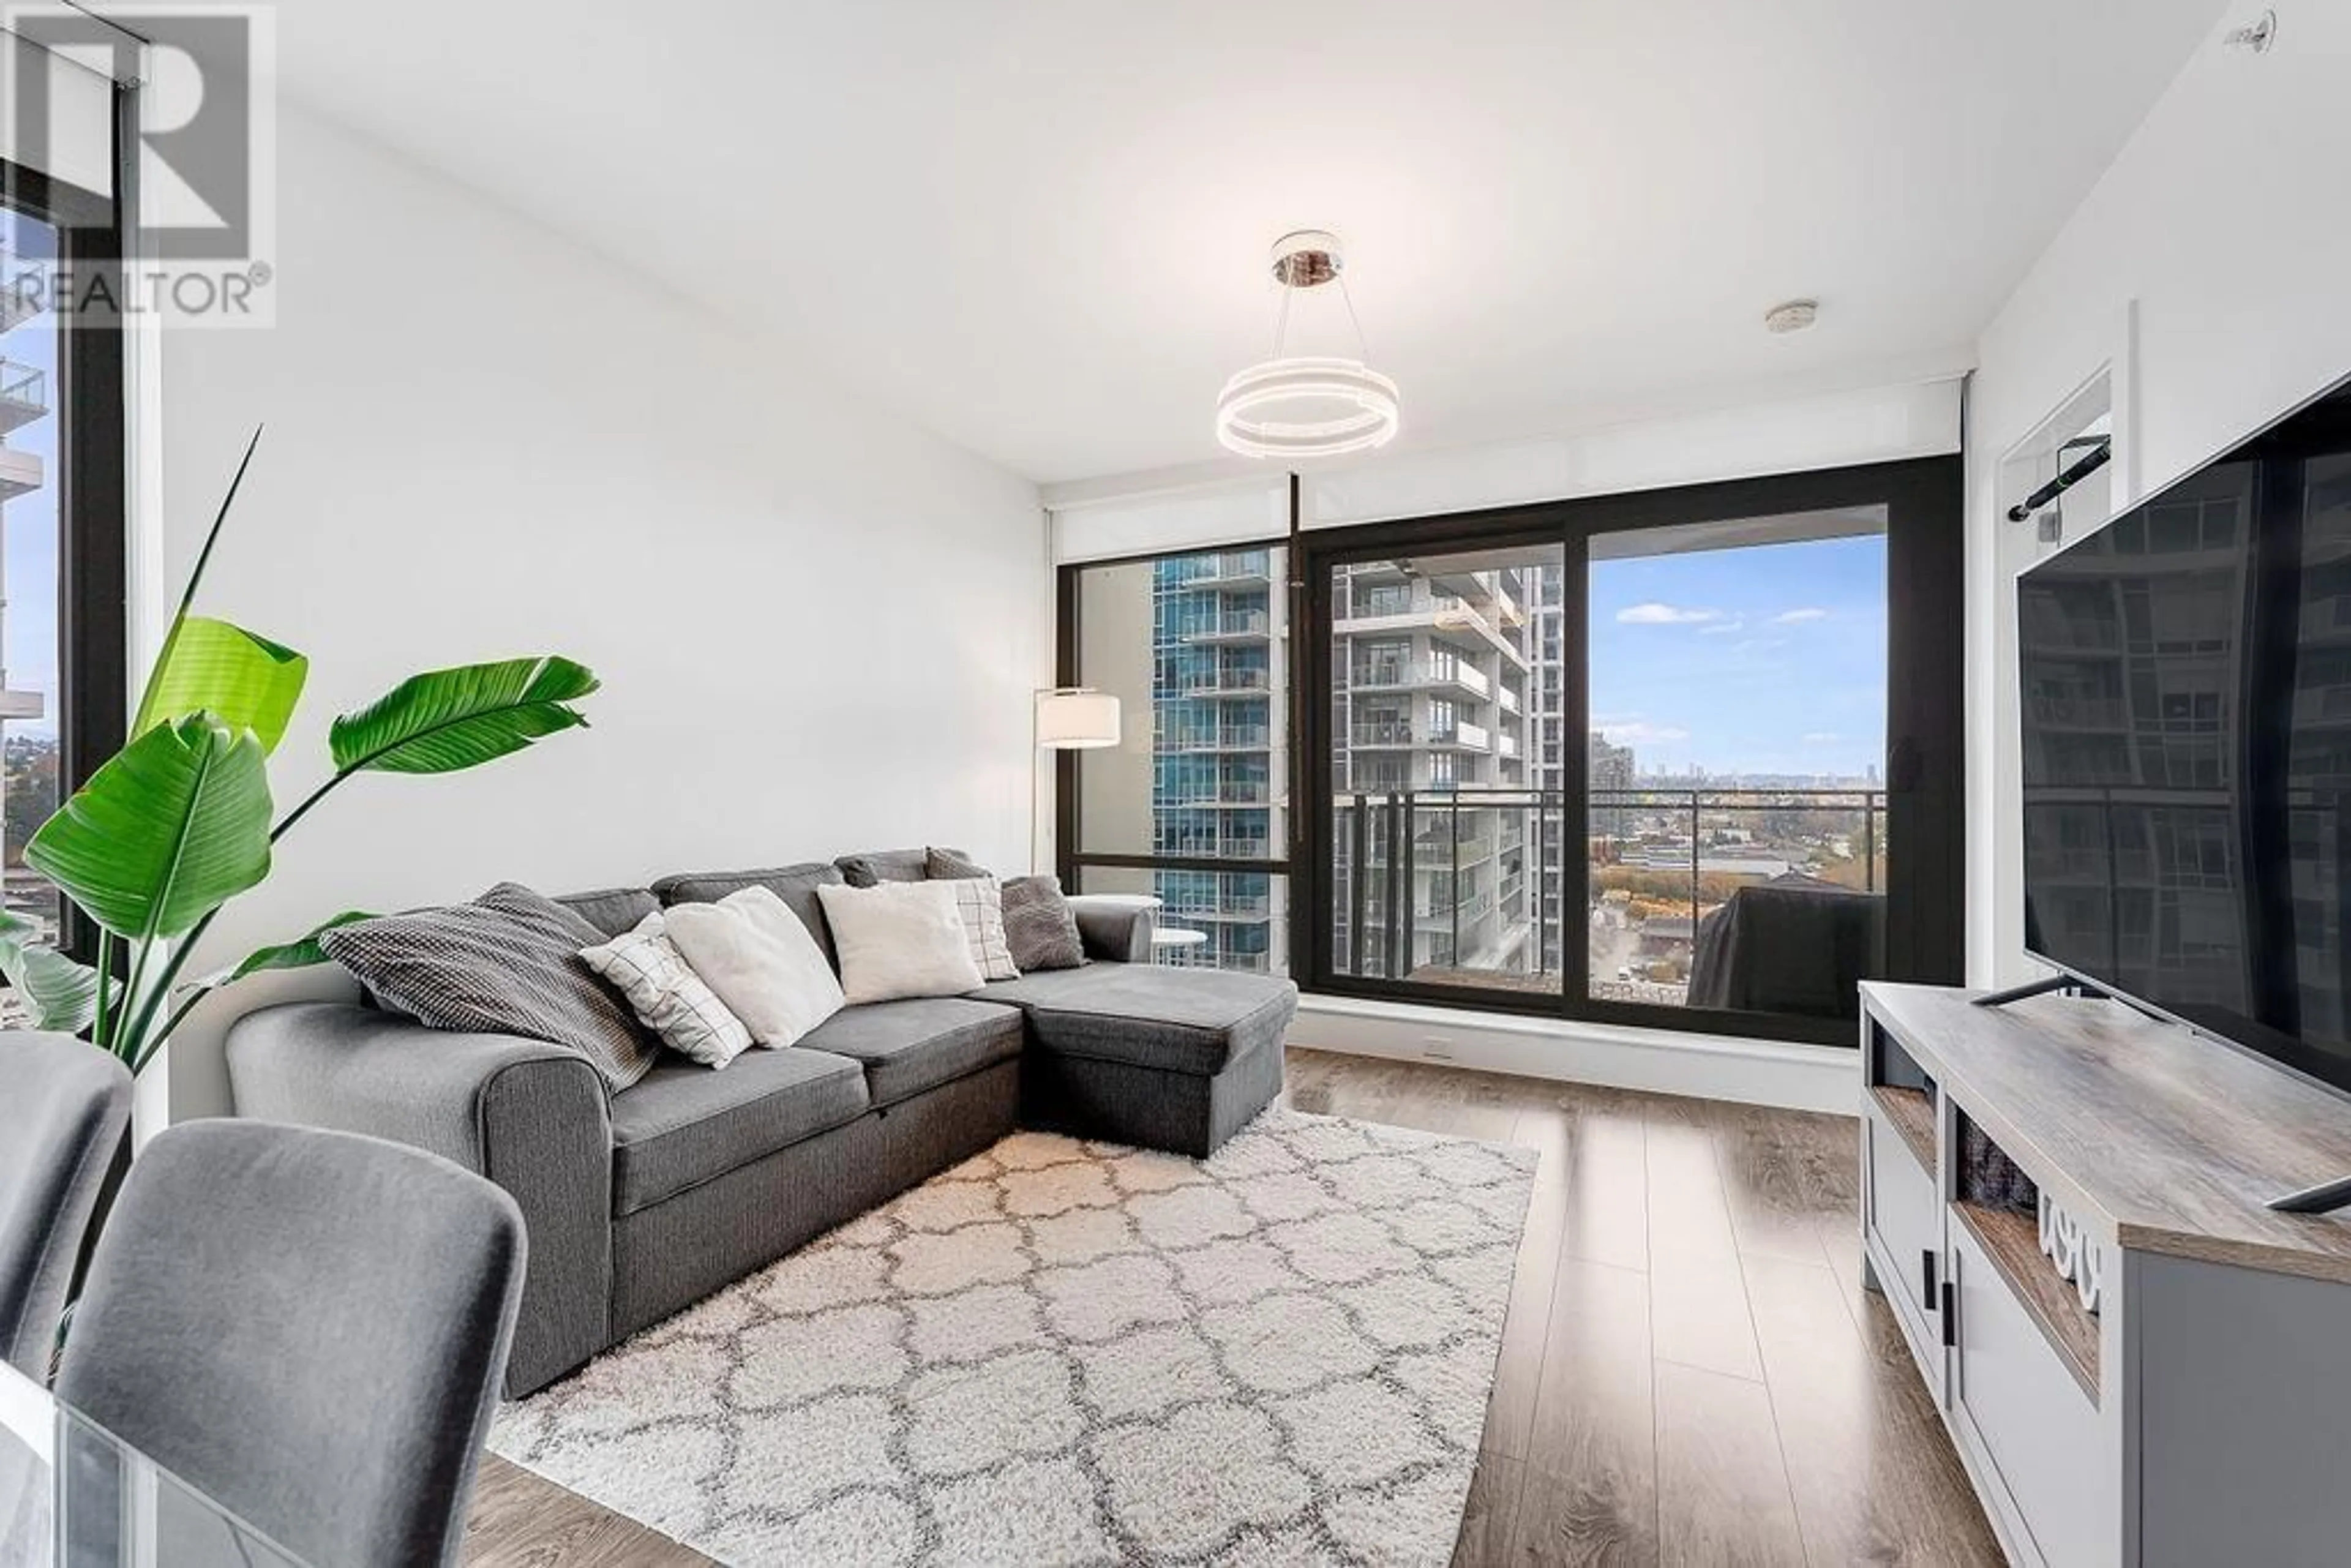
[25,715,274,942]
[193,910,375,991]
[329,656,597,776]
[0,912,110,1034]
[131,615,309,753]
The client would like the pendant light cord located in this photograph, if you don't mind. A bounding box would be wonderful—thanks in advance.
[1337,274,1373,362]
[1266,265,1374,362]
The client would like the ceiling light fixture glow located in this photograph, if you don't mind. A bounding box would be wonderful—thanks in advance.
[1215,231,1400,460]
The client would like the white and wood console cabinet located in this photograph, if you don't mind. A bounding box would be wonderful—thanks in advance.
[1857,982,2351,1567]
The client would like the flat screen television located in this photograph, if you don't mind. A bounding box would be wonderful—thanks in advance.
[2019,373,2351,1098]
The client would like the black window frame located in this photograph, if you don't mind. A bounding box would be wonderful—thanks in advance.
[2,133,131,967]
[1056,457,1965,1046]
[1054,541,1297,946]
[1297,456,1965,1046]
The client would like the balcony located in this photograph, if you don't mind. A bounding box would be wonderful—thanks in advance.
[1498,732,1520,759]
[1499,686,1521,716]
[1430,719,1490,752]
[0,261,43,335]
[1168,895,1274,923]
[1179,609,1270,644]
[1351,720,1414,748]
[1182,551,1275,587]
[1330,786,1887,1015]
[1173,668,1272,699]
[0,362,47,439]
[1158,724,1270,752]
[0,445,40,503]
[1160,792,1273,811]
[1353,659,1491,701]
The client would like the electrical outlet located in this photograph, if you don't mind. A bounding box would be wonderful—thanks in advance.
[1422,1035,1455,1060]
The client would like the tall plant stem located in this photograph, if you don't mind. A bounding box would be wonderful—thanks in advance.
[92,930,114,1049]
[115,934,156,1067]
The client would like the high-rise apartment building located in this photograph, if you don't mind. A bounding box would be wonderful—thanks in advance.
[1148,549,1288,971]
[1328,557,1543,981]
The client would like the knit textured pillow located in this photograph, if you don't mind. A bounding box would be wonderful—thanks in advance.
[999,875,1087,972]
[579,912,754,1070]
[322,882,660,1091]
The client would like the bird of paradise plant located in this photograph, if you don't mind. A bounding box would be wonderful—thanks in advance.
[0,431,599,1074]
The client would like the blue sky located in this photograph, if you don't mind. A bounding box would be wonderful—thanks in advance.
[2,209,59,740]
[1588,533,1887,778]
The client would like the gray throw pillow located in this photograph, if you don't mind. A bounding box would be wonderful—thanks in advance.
[321,882,660,1092]
[925,847,989,880]
[836,847,940,888]
[999,875,1087,972]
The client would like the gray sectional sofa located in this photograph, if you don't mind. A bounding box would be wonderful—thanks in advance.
[224,852,1297,1397]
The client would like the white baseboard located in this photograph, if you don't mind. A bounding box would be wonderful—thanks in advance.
[1288,992,1861,1117]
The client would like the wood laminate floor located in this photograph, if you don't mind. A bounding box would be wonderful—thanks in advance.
[462,1048,2002,1567]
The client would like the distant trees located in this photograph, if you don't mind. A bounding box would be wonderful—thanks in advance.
[2,737,56,865]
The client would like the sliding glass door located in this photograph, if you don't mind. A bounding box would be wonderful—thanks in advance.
[1301,460,1963,1045]
[1324,540,1565,995]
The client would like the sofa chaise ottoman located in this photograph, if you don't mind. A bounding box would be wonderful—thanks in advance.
[225,852,1297,1397]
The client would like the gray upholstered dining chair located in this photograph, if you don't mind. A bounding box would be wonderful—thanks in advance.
[54,1120,527,1567]
[0,1030,133,1379]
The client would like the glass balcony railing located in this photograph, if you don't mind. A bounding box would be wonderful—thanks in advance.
[1349,660,1491,699]
[0,361,44,409]
[1176,667,1271,694]
[1330,786,1888,1010]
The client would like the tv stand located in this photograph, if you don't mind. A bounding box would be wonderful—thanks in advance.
[1858,982,2351,1566]
[1970,971,2107,1007]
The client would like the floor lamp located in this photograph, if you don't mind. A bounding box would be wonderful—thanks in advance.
[1034,688,1120,874]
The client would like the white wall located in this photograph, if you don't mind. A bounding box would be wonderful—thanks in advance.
[158,103,1046,1119]
[1966,4,2351,985]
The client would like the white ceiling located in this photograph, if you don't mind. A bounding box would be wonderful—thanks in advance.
[236,1,2223,484]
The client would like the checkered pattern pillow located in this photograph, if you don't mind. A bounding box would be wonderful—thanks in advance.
[579,912,754,1069]
[938,872,1019,981]
[321,882,660,1091]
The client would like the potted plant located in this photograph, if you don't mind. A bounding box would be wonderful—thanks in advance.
[0,431,600,1077]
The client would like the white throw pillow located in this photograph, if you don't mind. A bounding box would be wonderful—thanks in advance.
[578,913,754,1070]
[816,881,986,1005]
[939,872,1019,981]
[662,886,846,1049]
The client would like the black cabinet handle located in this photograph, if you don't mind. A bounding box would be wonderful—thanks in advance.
[1921,1248,1937,1302]
[1940,1280,1958,1347]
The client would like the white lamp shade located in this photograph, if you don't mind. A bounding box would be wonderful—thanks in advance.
[1037,689,1122,749]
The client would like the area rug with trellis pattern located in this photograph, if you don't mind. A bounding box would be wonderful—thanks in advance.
[490,1106,1536,1566]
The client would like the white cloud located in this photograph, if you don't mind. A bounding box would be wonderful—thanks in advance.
[1697,619,1745,636]
[1771,607,1829,624]
[1597,719,1691,745]
[1616,602,1722,626]
[1731,637,1788,655]
[1802,732,1841,744]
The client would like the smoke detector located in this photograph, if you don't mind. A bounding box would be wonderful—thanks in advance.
[1764,299,1819,335]
[2225,9,2276,52]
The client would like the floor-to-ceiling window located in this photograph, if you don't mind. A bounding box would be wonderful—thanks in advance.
[1300,460,1963,1045]
[1059,547,1291,974]
[0,143,130,1012]
[1057,460,1962,1040]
